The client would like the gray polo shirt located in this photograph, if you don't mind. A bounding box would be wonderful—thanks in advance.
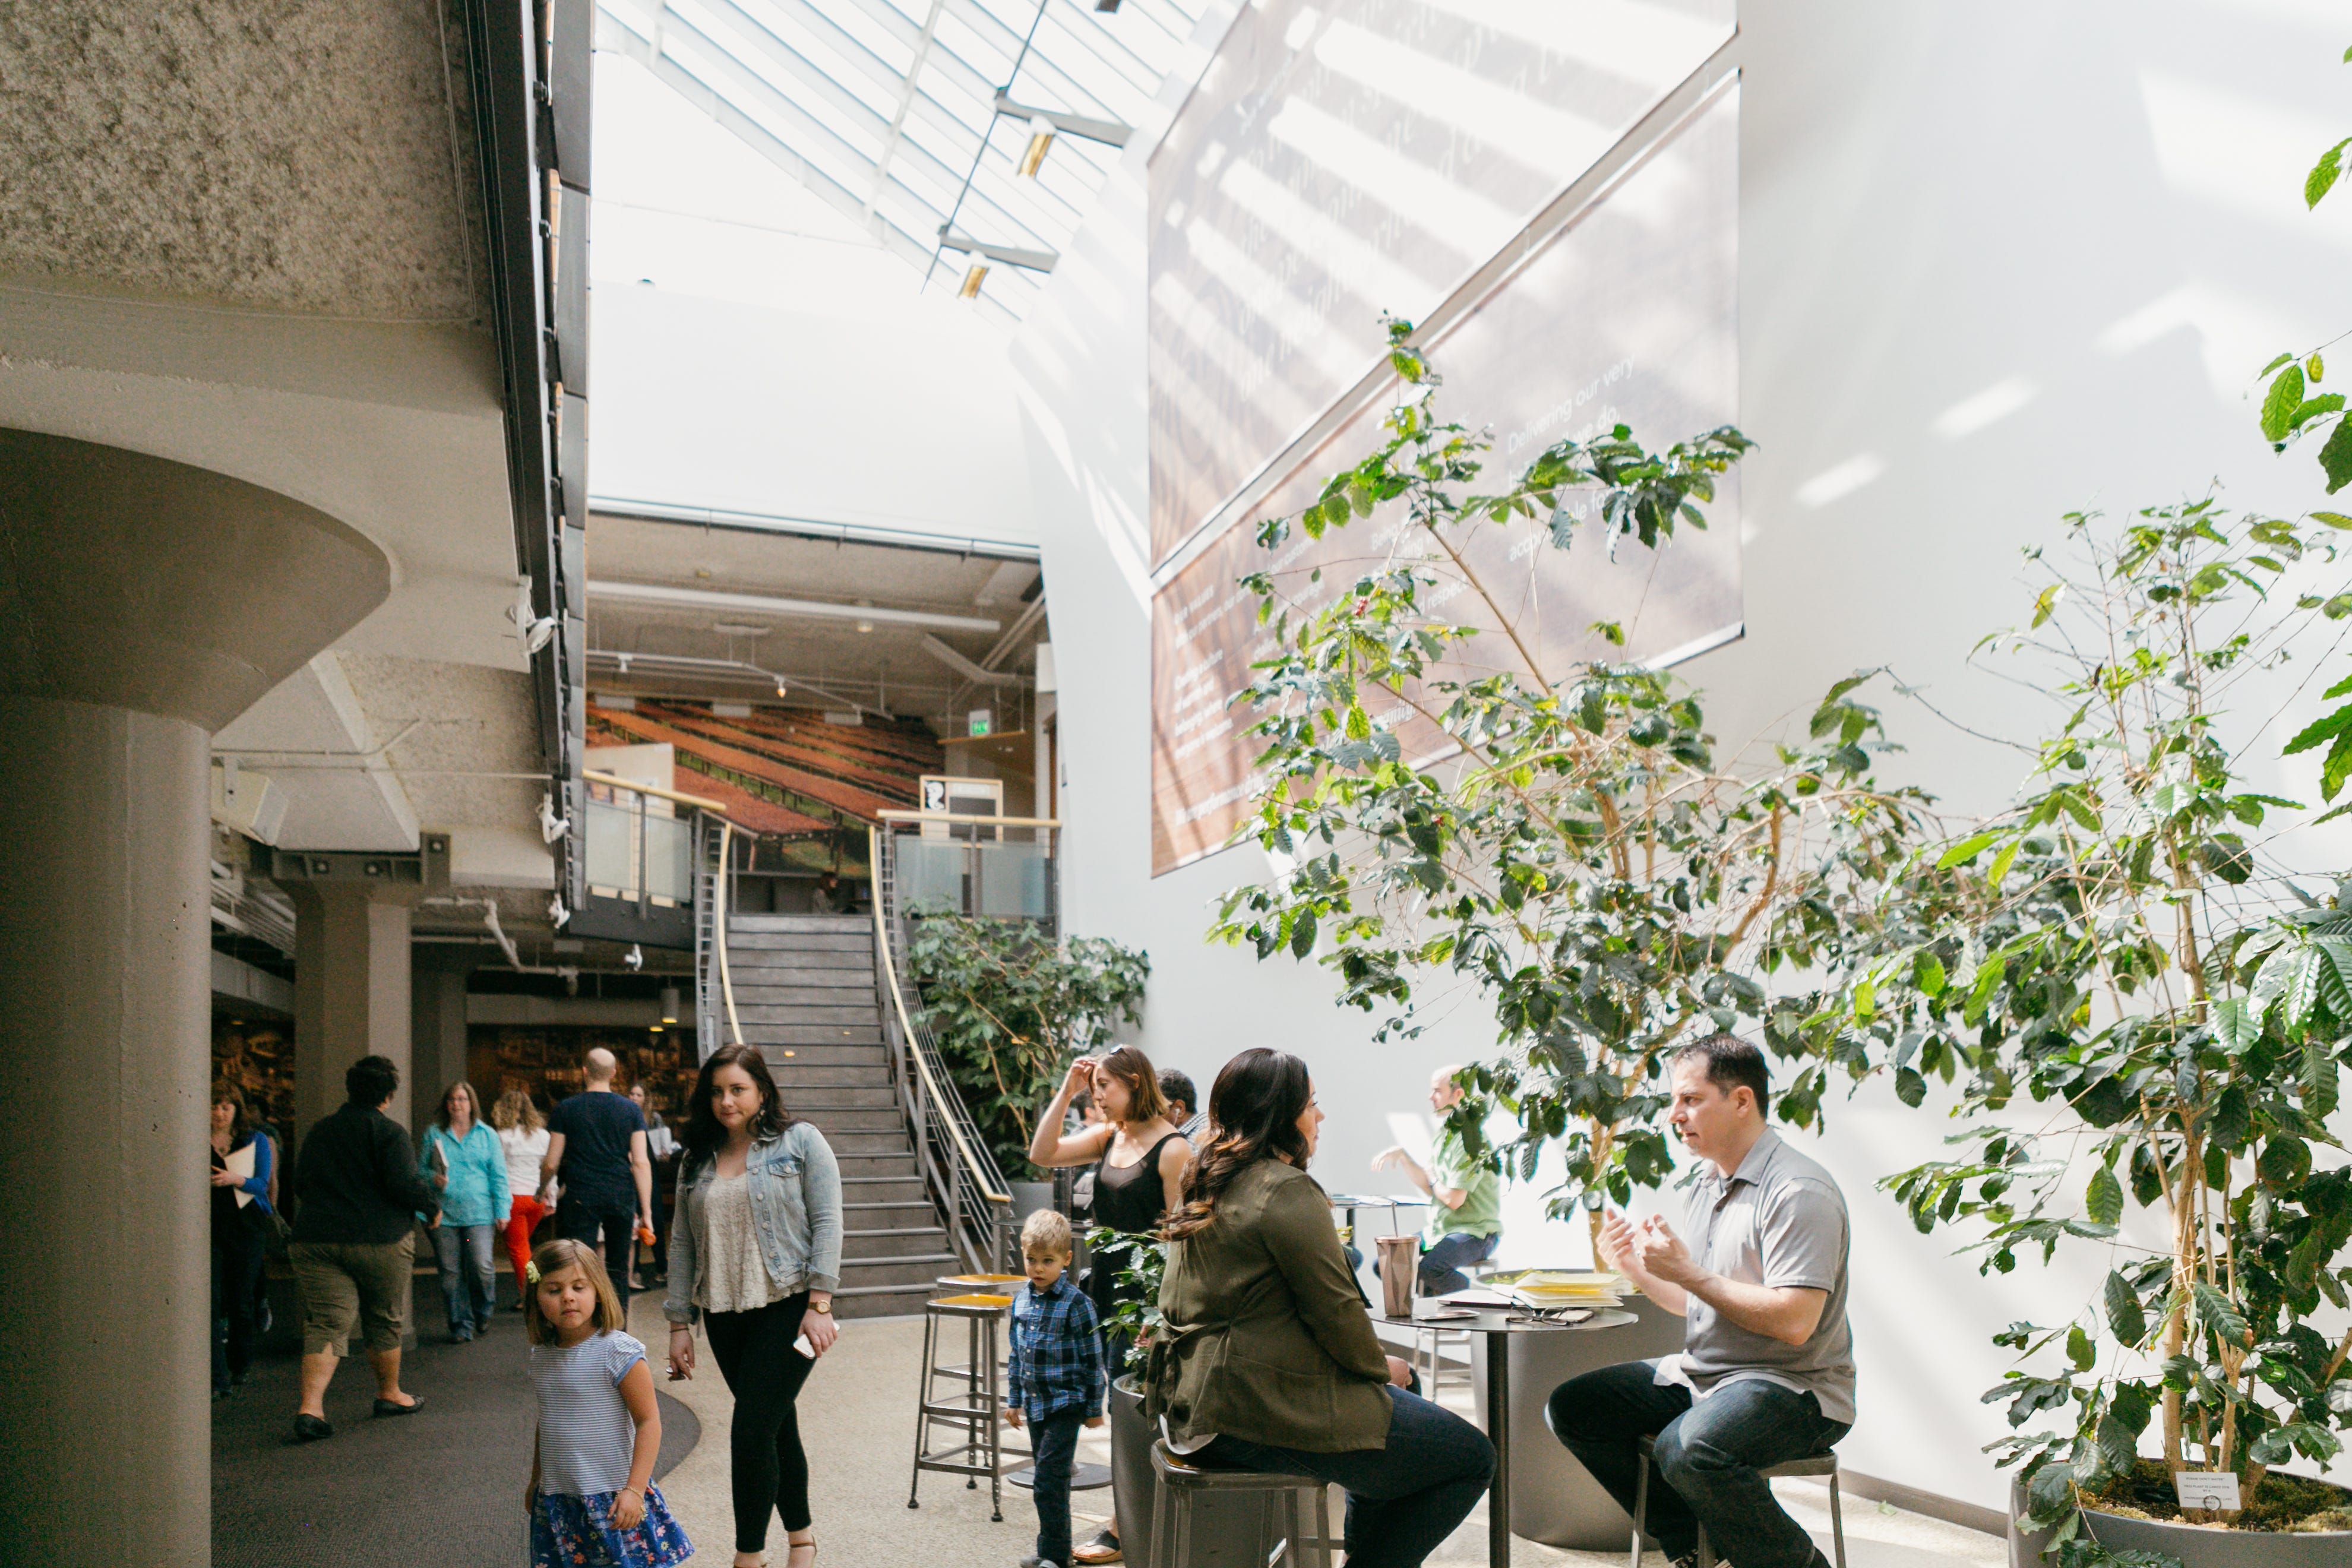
[1655,1128,1855,1424]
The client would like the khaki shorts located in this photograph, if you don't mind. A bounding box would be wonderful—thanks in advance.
[290,1235,415,1356]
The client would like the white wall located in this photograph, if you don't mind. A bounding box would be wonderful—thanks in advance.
[1016,0,2352,1514]
[589,50,1038,551]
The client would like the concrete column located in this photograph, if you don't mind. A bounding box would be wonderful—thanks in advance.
[0,429,391,1568]
[409,947,478,1130]
[0,698,211,1563]
[290,884,416,1141]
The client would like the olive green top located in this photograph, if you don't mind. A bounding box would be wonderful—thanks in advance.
[1146,1158,1393,1453]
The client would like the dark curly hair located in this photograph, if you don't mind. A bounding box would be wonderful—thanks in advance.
[1162,1048,1311,1241]
[679,1043,798,1174]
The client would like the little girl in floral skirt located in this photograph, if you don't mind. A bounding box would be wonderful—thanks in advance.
[524,1238,694,1566]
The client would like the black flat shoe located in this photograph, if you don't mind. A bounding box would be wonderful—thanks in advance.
[292,1414,334,1442]
[372,1395,424,1417]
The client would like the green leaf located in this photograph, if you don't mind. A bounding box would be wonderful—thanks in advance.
[1938,830,2003,869]
[2104,1270,2146,1346]
[2321,415,2352,494]
[1289,908,1317,959]
[2086,1164,2123,1226]
[2309,138,2351,208]
[2031,583,2065,629]
[2211,997,2259,1055]
[2067,1323,2096,1372]
[2312,510,2352,530]
[2264,364,2307,441]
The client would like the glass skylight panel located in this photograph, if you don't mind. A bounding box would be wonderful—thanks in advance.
[599,0,1216,316]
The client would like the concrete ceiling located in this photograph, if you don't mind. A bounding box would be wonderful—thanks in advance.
[586,513,1047,725]
[0,4,550,898]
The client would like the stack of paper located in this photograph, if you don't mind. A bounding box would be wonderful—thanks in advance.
[1488,1269,1628,1308]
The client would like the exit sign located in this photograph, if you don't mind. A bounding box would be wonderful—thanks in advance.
[968,709,992,737]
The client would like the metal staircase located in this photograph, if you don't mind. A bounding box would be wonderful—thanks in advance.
[722,912,960,1317]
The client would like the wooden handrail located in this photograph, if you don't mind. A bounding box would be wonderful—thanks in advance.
[868,827,1013,1206]
[584,769,736,821]
[876,810,1061,827]
[715,821,744,1047]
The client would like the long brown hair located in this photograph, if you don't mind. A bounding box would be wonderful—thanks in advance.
[434,1079,485,1131]
[1092,1045,1168,1127]
[1162,1049,1311,1241]
[680,1043,798,1174]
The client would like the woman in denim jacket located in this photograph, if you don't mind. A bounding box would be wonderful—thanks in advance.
[421,1080,512,1342]
[663,1044,842,1568]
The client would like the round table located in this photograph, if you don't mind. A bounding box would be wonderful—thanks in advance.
[1376,1305,1637,1568]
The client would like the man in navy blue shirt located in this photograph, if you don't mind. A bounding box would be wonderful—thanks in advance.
[1004,1208,1105,1568]
[539,1047,653,1311]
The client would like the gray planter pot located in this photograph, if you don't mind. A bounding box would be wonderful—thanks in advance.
[2009,1477,2352,1567]
[1111,1374,1304,1568]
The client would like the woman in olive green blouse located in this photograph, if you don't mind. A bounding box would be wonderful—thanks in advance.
[1146,1049,1494,1568]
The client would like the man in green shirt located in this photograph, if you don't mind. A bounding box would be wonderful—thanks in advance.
[1373,1066,1503,1294]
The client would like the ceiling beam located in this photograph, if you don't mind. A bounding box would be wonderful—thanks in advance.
[587,579,1003,634]
[921,635,1028,687]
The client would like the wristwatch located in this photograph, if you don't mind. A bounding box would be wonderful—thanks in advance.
[808,1300,833,1315]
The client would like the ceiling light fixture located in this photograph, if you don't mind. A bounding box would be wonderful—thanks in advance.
[1019,116,1055,178]
[710,621,769,637]
[856,619,875,634]
[660,986,679,1023]
[959,264,988,299]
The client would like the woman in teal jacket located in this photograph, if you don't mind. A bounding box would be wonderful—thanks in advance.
[422,1080,511,1342]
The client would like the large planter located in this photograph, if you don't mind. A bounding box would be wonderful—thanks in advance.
[1111,1374,1304,1568]
[2009,1478,2352,1567]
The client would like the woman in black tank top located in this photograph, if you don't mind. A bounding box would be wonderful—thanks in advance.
[1028,1045,1193,1563]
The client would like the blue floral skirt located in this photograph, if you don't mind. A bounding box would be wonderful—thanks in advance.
[530,1484,694,1567]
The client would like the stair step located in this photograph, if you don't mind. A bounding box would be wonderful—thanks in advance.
[843,1177,928,1202]
[839,1254,963,1288]
[845,1228,954,1260]
[846,1199,938,1216]
[833,1282,947,1320]
[733,975,875,996]
[733,1004,881,1026]
[726,932,872,953]
[757,1064,894,1087]
[820,1131,916,1155]
[782,1085,897,1109]
[747,1041,887,1061]
[729,915,871,933]
[791,1107,902,1131]
[737,1028,885,1047]
[838,1156,919,1178]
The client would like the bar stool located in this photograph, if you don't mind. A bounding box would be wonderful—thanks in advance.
[1411,1324,1474,1398]
[908,1292,1018,1520]
[937,1272,1026,1291]
[1149,1439,1336,1568]
[1630,1436,1845,1568]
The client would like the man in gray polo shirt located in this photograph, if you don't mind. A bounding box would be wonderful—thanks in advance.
[1545,1034,1852,1568]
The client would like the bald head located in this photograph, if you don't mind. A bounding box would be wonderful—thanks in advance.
[584,1047,618,1086]
[1428,1066,1465,1114]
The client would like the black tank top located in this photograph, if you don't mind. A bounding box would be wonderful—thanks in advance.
[1088,1131,1184,1320]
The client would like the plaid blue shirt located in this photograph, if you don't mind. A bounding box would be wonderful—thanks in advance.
[1006,1273,1104,1424]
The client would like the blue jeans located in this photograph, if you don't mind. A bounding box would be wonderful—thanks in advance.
[433,1222,497,1338]
[1545,1360,1848,1568]
[1028,1408,1085,1565]
[1199,1384,1494,1568]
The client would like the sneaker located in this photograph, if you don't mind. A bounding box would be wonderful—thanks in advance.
[453,1327,475,1343]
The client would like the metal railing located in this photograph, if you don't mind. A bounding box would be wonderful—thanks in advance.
[581,769,743,1057]
[874,809,1060,927]
[869,823,1025,1273]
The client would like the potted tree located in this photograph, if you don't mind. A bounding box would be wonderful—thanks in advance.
[1847,504,2352,1564]
[1210,324,1929,1245]
[906,913,1149,1207]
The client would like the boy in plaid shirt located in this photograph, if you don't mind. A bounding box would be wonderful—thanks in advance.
[1003,1208,1105,1568]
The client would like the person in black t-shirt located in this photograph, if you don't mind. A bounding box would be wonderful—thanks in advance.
[540,1047,654,1312]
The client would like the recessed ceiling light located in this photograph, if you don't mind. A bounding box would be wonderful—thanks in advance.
[711,621,769,637]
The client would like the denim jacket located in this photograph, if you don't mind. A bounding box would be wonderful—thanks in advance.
[663,1120,843,1324]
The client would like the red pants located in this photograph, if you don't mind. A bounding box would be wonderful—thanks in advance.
[503,1195,551,1284]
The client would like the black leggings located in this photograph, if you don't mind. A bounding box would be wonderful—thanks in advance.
[703,1292,816,1551]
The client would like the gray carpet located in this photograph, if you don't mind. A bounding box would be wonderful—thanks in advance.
[212,1314,698,1567]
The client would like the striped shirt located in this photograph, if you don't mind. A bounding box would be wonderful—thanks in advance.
[532,1330,646,1497]
[1007,1275,1104,1424]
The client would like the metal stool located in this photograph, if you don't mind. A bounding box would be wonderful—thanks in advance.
[938,1272,1026,1289]
[1630,1436,1845,1568]
[1411,1323,1474,1398]
[1149,1439,1336,1568]
[908,1292,1018,1520]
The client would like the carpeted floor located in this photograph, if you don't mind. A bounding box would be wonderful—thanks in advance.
[212,1310,697,1568]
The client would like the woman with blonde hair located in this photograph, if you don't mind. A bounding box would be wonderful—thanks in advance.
[494,1086,555,1310]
